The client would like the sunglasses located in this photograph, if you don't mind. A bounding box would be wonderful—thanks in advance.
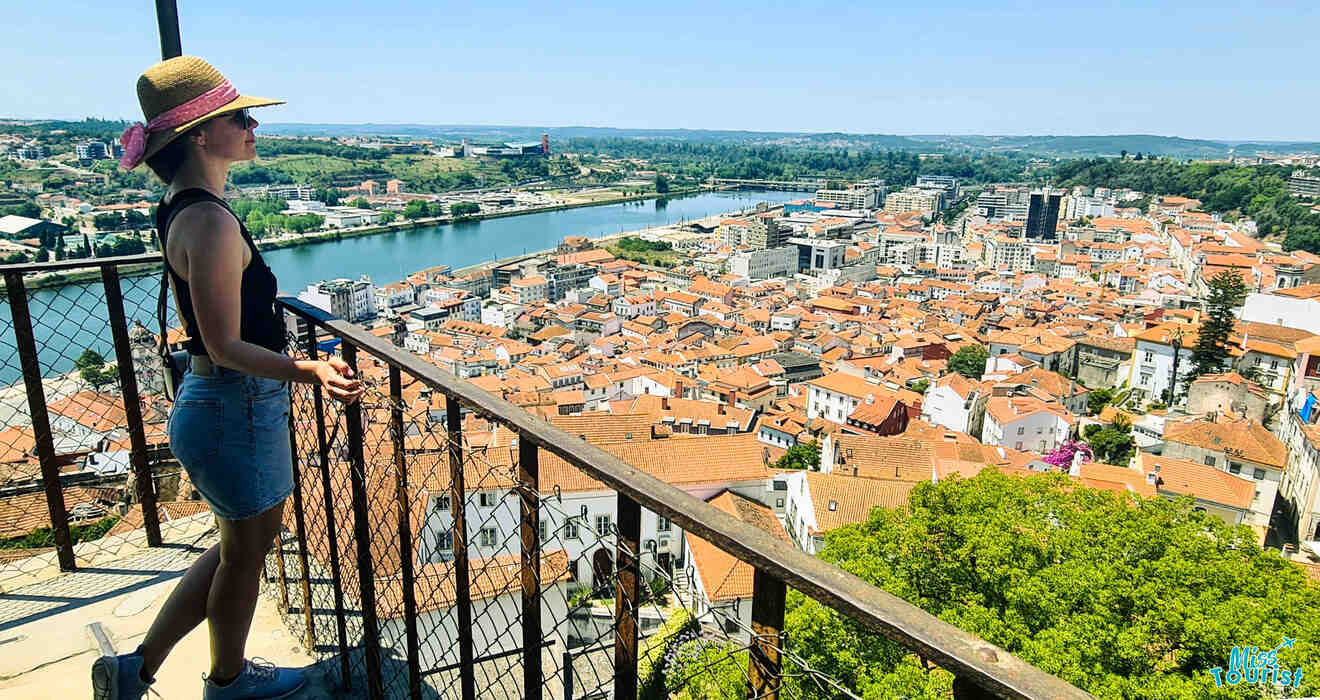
[227,108,254,130]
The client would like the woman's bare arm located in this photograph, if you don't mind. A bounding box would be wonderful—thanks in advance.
[173,203,360,400]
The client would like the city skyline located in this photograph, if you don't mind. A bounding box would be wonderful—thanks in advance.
[4,1,1318,141]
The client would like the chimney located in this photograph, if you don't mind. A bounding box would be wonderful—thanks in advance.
[661,397,670,411]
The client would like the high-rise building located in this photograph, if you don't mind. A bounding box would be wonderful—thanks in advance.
[745,213,786,249]
[75,141,108,161]
[1025,189,1062,240]
[883,187,944,214]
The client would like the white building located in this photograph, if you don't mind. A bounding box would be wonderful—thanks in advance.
[296,275,378,322]
[1129,322,1198,400]
[777,471,914,554]
[728,246,796,280]
[611,294,656,319]
[921,374,982,434]
[981,396,1076,454]
[1241,291,1320,336]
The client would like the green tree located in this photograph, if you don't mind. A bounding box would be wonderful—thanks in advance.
[402,200,429,220]
[773,440,821,471]
[785,470,1320,699]
[377,210,397,224]
[910,378,930,394]
[451,201,480,218]
[1087,387,1115,415]
[655,173,669,194]
[1189,270,1249,380]
[348,197,370,209]
[74,349,117,386]
[245,211,268,237]
[1082,416,1135,466]
[948,345,989,379]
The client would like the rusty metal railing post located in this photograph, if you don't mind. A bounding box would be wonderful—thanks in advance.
[613,494,641,699]
[100,264,161,547]
[286,393,316,651]
[518,433,541,698]
[4,271,75,571]
[305,326,352,689]
[154,0,181,59]
[747,568,786,699]
[446,395,476,700]
[390,366,422,700]
[341,343,384,700]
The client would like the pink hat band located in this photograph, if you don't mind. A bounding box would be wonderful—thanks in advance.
[120,79,239,169]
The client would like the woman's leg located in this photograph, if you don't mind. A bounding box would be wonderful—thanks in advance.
[137,541,221,679]
[206,499,287,682]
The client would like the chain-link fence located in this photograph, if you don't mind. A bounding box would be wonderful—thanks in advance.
[264,299,1093,700]
[0,257,189,589]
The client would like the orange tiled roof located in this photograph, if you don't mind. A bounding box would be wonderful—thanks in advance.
[685,490,790,602]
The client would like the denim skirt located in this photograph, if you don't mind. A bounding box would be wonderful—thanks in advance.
[167,363,293,521]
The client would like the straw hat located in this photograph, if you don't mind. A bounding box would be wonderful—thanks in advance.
[120,56,283,169]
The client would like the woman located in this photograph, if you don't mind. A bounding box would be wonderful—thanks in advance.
[92,56,363,700]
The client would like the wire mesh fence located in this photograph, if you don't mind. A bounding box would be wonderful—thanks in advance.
[0,261,189,588]
[265,310,866,700]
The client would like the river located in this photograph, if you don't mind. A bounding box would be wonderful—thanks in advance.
[1,190,809,386]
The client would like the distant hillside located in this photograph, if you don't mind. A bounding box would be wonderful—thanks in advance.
[4,118,1316,159]
[258,123,1320,159]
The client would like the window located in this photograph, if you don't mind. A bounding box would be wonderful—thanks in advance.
[775,497,785,508]
[657,516,672,532]
[828,500,838,512]
[1229,463,1242,475]
[1204,455,1216,467]
[564,521,580,540]
[1271,360,1279,371]
[1017,426,1025,435]
[432,494,451,512]
[1144,351,1154,363]
[479,527,497,548]
[1140,373,1152,386]
[479,491,498,508]
[1015,441,1023,450]
[1253,468,1266,480]
[596,515,612,537]
[437,531,453,550]
[539,520,547,542]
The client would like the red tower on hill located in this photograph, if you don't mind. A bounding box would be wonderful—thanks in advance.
[541,133,549,155]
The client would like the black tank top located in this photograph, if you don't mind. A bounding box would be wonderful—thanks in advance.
[157,188,287,356]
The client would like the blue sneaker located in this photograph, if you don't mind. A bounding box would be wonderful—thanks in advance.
[91,646,153,700]
[202,658,305,700]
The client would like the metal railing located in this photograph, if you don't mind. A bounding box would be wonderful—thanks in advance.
[0,258,1098,698]
[267,294,1093,699]
[1,254,169,582]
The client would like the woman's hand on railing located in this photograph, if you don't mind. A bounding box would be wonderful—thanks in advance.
[315,358,364,404]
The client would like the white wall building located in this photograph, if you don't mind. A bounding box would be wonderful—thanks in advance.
[728,246,797,280]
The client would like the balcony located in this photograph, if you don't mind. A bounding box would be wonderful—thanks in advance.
[0,255,1094,698]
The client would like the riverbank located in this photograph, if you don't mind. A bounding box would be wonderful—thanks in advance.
[3,186,707,291]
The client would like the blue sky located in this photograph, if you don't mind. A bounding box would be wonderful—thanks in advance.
[5,0,1318,140]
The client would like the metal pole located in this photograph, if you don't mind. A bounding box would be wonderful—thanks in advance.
[613,494,641,699]
[390,366,422,700]
[5,272,75,571]
[100,264,161,547]
[342,343,385,700]
[305,326,351,689]
[154,0,182,59]
[447,395,476,700]
[519,434,542,698]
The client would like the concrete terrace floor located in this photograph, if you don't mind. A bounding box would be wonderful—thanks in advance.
[0,522,337,700]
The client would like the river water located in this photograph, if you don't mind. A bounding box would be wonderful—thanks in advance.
[2,190,808,386]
